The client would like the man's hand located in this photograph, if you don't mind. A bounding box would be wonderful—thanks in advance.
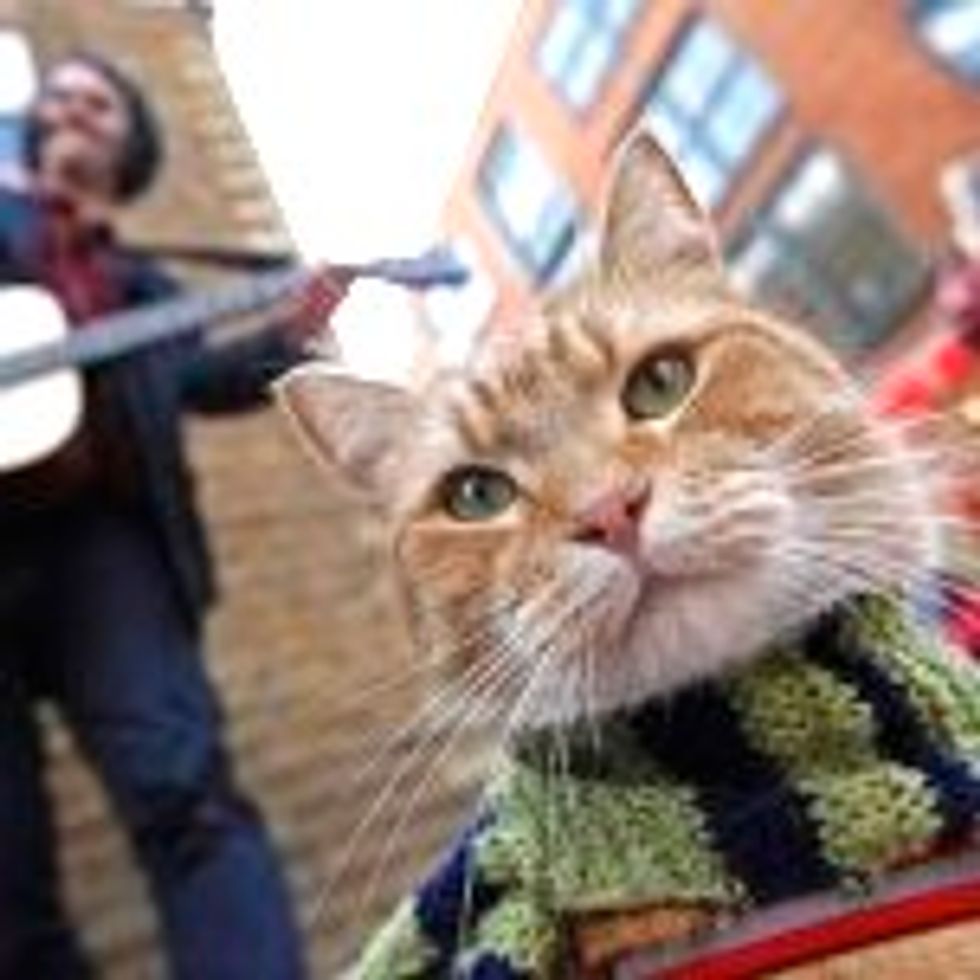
[278,265,353,346]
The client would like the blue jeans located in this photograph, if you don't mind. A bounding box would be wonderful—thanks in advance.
[0,507,306,979]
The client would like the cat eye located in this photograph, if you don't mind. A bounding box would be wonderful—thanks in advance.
[622,349,695,421]
[440,466,518,522]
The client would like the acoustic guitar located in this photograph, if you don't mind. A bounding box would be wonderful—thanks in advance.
[0,246,466,473]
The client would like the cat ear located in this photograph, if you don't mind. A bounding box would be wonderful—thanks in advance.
[599,128,722,284]
[274,362,415,495]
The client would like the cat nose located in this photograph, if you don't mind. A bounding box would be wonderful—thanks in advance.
[572,482,650,554]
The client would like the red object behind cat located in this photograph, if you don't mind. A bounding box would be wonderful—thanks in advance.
[873,335,977,416]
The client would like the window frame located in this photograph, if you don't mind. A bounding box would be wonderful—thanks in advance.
[534,0,642,115]
[907,0,980,85]
[728,143,930,353]
[477,124,581,285]
[630,14,785,212]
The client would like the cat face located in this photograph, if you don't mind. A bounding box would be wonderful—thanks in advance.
[278,133,936,728]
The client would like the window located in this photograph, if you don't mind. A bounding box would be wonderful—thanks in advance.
[536,0,642,111]
[912,0,980,82]
[639,18,782,208]
[0,32,36,177]
[550,222,598,290]
[730,150,927,352]
[478,126,580,283]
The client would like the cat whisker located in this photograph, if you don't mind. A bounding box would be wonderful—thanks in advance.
[541,657,580,859]
[800,514,938,547]
[775,448,946,487]
[785,429,969,492]
[791,487,936,512]
[793,519,933,565]
[487,583,606,874]
[354,649,522,936]
[344,577,606,928]
[323,628,514,814]
[278,648,459,727]
[775,517,928,585]
[801,396,952,445]
[274,591,532,736]
[330,603,580,800]
[416,589,537,657]
[307,642,525,933]
[813,499,939,544]
[870,405,974,439]
[809,532,980,606]
[761,409,911,481]
[764,549,881,639]
[830,500,980,527]
[584,642,603,757]
[775,538,925,606]
[523,580,620,849]
[759,397,964,479]
[759,388,864,455]
[500,576,610,736]
[496,577,609,742]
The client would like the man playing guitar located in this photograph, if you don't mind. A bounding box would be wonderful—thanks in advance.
[0,50,345,979]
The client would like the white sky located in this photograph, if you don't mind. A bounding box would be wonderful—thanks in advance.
[213,1,521,380]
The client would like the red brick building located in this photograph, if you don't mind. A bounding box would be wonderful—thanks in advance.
[429,0,980,386]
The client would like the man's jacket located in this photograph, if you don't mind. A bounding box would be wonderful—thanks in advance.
[0,185,303,627]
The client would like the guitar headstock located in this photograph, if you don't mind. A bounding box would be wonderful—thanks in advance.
[361,245,470,290]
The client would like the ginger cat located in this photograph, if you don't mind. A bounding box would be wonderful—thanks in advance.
[277,133,980,978]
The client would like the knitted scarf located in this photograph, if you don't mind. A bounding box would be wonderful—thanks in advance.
[356,595,980,978]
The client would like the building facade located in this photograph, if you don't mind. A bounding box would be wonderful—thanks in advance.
[431,0,980,381]
[0,2,468,975]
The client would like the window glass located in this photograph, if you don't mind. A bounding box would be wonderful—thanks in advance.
[913,0,980,82]
[536,0,642,111]
[730,149,927,351]
[640,17,782,209]
[479,126,580,283]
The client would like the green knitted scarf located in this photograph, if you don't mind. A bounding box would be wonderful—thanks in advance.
[357,594,980,978]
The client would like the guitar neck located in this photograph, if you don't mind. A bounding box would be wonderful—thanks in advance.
[0,265,307,388]
[0,246,467,388]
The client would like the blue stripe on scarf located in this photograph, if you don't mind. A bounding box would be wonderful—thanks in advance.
[415,811,503,964]
[462,953,530,979]
[628,684,836,903]
[806,620,980,846]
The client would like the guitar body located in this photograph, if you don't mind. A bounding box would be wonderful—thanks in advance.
[0,286,81,472]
